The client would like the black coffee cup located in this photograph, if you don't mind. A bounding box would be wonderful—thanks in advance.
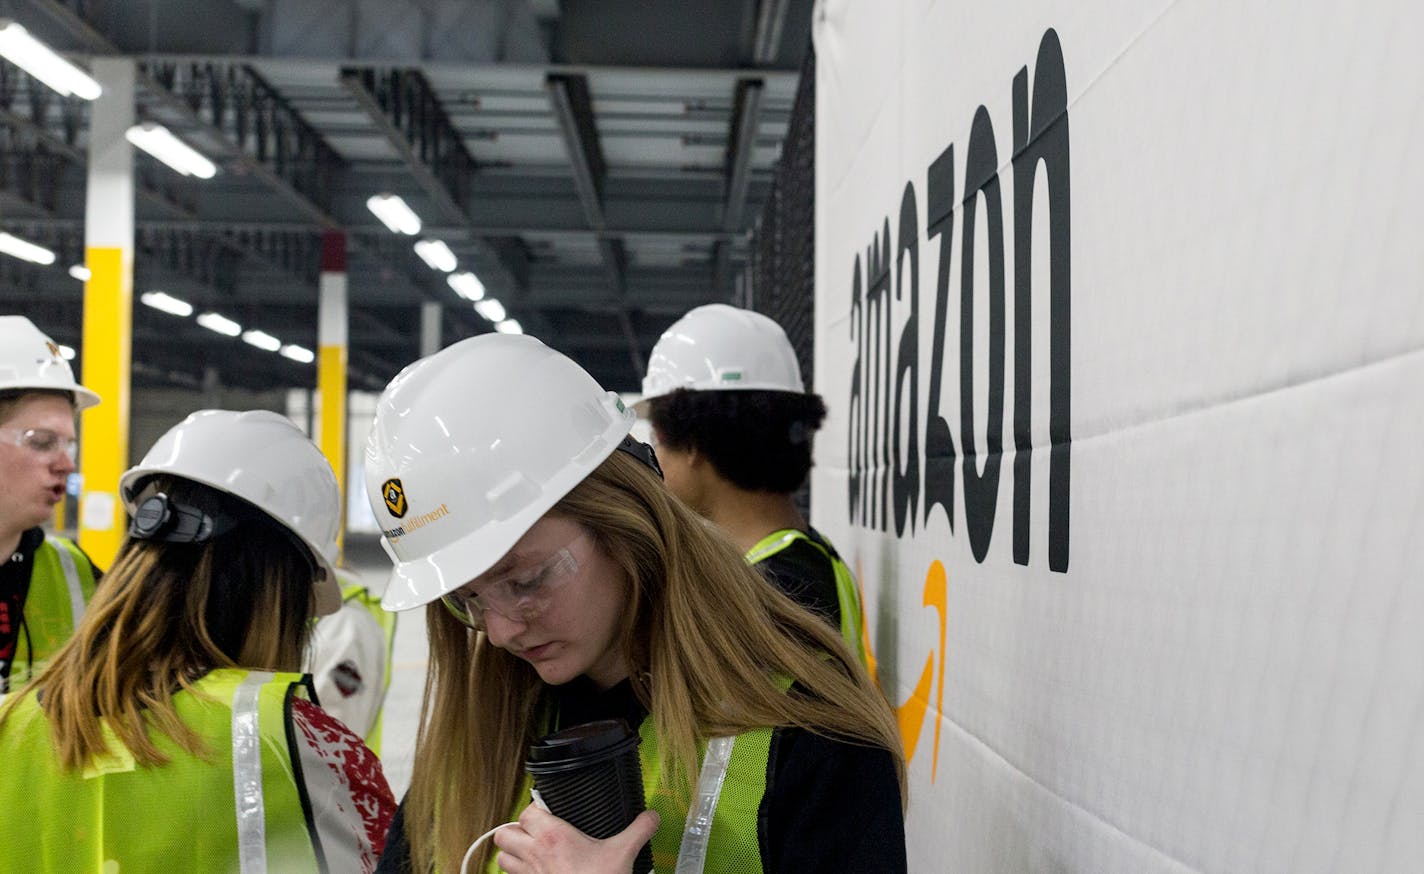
[525,718,654,874]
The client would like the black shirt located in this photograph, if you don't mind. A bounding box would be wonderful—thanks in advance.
[0,527,47,689]
[375,677,905,873]
[753,527,848,631]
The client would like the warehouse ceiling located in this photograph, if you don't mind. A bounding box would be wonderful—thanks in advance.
[0,0,811,393]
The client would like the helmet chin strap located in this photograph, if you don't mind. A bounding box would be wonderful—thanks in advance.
[614,434,663,479]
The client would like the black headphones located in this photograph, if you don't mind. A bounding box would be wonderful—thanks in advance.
[127,486,325,583]
[129,491,237,543]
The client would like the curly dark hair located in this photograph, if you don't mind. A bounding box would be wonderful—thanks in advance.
[646,388,827,493]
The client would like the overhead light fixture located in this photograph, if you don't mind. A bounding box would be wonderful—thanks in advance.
[241,329,281,352]
[366,193,422,235]
[280,344,315,364]
[0,231,56,265]
[140,290,194,317]
[68,264,90,281]
[0,20,101,100]
[195,311,241,337]
[58,344,76,360]
[474,299,506,323]
[413,239,457,272]
[125,122,217,179]
[447,271,485,301]
[472,300,506,323]
[495,319,522,335]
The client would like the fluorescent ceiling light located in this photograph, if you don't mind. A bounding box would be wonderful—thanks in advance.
[0,232,56,265]
[0,21,101,100]
[58,345,75,360]
[474,299,506,322]
[241,329,281,352]
[494,319,522,335]
[68,264,90,281]
[366,193,422,235]
[280,344,315,364]
[140,291,194,317]
[447,271,485,301]
[125,122,217,179]
[196,312,241,337]
[413,239,457,272]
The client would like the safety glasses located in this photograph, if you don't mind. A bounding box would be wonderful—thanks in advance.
[0,427,77,462]
[441,530,590,630]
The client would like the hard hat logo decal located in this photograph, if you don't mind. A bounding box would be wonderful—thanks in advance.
[382,478,408,518]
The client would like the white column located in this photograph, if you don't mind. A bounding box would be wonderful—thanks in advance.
[78,57,135,567]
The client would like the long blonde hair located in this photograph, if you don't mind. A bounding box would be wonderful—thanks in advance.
[0,475,320,770]
[408,450,906,872]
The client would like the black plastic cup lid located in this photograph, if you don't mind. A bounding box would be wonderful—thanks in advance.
[526,718,640,772]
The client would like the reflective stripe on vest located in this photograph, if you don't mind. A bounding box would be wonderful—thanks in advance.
[234,670,272,873]
[672,735,735,874]
[47,535,86,626]
[745,529,867,664]
[10,537,98,689]
[0,668,320,872]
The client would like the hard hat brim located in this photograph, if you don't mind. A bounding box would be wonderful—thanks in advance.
[72,386,101,410]
[378,405,635,612]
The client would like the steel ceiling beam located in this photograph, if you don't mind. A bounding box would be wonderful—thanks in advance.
[545,73,627,286]
[3,216,747,245]
[546,72,645,377]
[139,60,345,227]
[0,67,196,219]
[339,67,533,295]
[18,2,348,259]
[338,67,475,225]
[707,74,765,302]
[722,78,764,233]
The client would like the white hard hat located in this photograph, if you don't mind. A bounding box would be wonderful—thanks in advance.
[365,333,634,611]
[119,409,343,615]
[0,316,100,409]
[637,304,804,409]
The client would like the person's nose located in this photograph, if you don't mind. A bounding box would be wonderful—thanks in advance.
[52,448,76,475]
[480,608,528,648]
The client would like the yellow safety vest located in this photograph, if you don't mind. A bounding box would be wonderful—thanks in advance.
[0,668,322,873]
[8,536,98,691]
[745,529,867,664]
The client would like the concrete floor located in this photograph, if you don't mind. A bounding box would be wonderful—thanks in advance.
[343,533,428,800]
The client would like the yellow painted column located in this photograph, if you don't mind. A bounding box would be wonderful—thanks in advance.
[318,231,348,560]
[79,58,135,567]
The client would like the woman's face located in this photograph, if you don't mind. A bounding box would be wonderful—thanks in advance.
[455,513,630,690]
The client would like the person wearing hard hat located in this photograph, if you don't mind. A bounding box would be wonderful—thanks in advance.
[306,569,398,751]
[637,304,866,662]
[0,316,102,696]
[365,334,906,874]
[0,410,396,871]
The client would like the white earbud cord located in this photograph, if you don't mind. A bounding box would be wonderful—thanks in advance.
[458,822,519,874]
[459,789,550,874]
